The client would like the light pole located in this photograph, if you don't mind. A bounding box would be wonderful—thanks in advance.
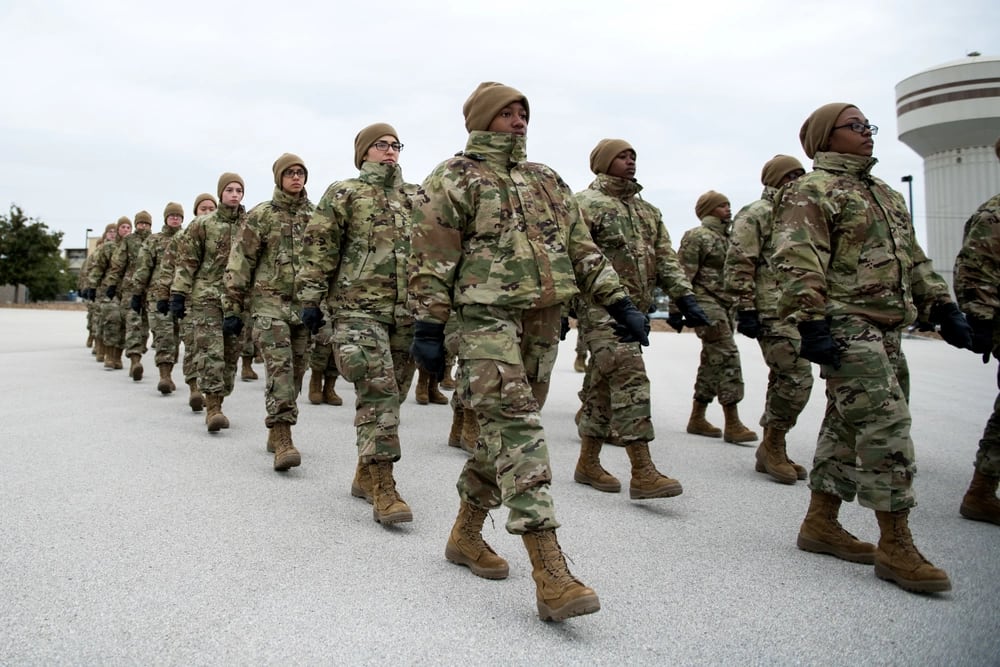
[84,228,93,257]
[901,175,914,221]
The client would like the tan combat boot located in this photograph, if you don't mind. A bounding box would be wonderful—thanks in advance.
[573,352,587,373]
[323,375,343,406]
[307,370,323,405]
[157,363,174,394]
[271,422,301,471]
[573,435,622,493]
[445,501,509,579]
[128,353,143,381]
[461,408,479,454]
[625,442,683,499]
[960,470,1000,525]
[687,399,721,438]
[104,346,117,370]
[113,347,123,369]
[94,340,105,362]
[351,460,373,503]
[447,405,464,450]
[439,362,456,391]
[86,333,94,348]
[187,380,204,412]
[368,461,413,524]
[204,394,228,432]
[266,427,277,453]
[427,376,448,405]
[874,509,951,593]
[722,403,758,444]
[521,529,600,622]
[754,427,797,484]
[241,356,258,381]
[415,369,430,405]
[796,491,876,564]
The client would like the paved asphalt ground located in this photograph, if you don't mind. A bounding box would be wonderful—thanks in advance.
[2,307,998,665]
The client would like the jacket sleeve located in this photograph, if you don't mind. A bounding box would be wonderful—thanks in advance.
[724,203,762,311]
[567,199,625,308]
[955,202,1000,320]
[771,182,830,324]
[297,183,348,306]
[171,222,203,297]
[653,217,693,300]
[409,163,466,324]
[224,208,264,313]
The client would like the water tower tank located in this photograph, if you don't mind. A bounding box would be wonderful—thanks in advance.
[895,54,1000,289]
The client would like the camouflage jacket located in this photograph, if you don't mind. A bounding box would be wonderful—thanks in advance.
[130,224,180,300]
[151,229,186,303]
[297,163,415,325]
[772,152,949,328]
[678,215,733,309]
[86,240,118,293]
[574,174,691,327]
[78,251,97,290]
[225,187,314,321]
[106,230,150,295]
[171,204,246,303]
[409,131,625,325]
[724,186,786,318]
[955,192,1000,322]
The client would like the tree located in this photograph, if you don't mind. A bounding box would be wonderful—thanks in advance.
[0,204,74,302]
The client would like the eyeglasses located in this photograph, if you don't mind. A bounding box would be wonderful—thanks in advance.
[283,169,306,179]
[373,141,404,152]
[832,122,878,136]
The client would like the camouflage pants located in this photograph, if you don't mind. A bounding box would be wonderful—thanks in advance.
[811,315,915,512]
[86,301,97,336]
[972,364,1000,478]
[309,318,338,377]
[756,330,814,431]
[579,323,654,444]
[454,303,561,535]
[149,308,180,366]
[333,317,413,462]
[179,318,197,383]
[190,300,239,396]
[693,304,744,405]
[240,320,256,359]
[100,297,125,348]
[254,316,309,427]
[123,302,149,357]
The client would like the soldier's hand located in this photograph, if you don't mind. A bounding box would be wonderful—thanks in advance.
[667,311,685,333]
[676,294,711,328]
[931,302,973,350]
[129,294,143,313]
[559,316,570,341]
[966,314,994,357]
[606,296,649,346]
[411,321,446,378]
[736,310,762,339]
[169,293,186,320]
[300,306,325,335]
[222,315,244,337]
[105,285,117,299]
[156,299,169,315]
[797,319,841,369]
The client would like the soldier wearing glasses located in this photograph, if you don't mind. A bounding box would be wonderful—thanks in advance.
[772,102,972,594]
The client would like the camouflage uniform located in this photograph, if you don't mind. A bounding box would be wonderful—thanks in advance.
[410,131,627,534]
[725,186,814,430]
[132,223,181,366]
[308,303,339,386]
[575,174,693,445]
[298,162,417,461]
[109,227,152,358]
[171,205,245,397]
[225,186,314,427]
[88,238,123,349]
[772,151,952,511]
[678,215,744,405]
[954,192,1000,479]
[155,228,197,384]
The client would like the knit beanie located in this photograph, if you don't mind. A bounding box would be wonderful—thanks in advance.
[589,139,634,175]
[760,155,805,188]
[462,82,530,133]
[217,172,245,200]
[117,215,132,227]
[273,153,308,186]
[354,123,398,170]
[695,191,729,219]
[163,202,184,220]
[134,210,153,225]
[104,222,116,234]
[193,193,217,214]
[799,102,856,158]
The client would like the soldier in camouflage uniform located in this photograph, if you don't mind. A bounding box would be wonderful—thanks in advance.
[225,153,315,472]
[954,135,1000,527]
[772,102,973,594]
[409,82,649,622]
[90,217,132,370]
[306,304,343,407]
[107,210,152,381]
[723,155,812,484]
[82,224,116,363]
[573,138,709,500]
[676,192,758,444]
[298,124,418,524]
[131,203,185,394]
[171,174,247,433]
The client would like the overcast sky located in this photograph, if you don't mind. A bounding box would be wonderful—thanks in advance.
[1,0,996,253]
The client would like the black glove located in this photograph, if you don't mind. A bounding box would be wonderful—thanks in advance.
[931,302,973,350]
[736,310,762,339]
[156,299,169,315]
[667,311,685,333]
[966,314,994,357]
[83,288,96,301]
[105,285,117,299]
[411,321,446,378]
[559,316,570,341]
[300,306,325,335]
[606,297,650,346]
[222,315,244,337]
[675,294,711,328]
[129,294,143,313]
[797,319,841,369]
[169,293,186,320]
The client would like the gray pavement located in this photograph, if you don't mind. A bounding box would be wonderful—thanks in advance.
[1,307,998,666]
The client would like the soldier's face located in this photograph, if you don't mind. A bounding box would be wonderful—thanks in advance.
[827,106,874,157]
[365,135,400,166]
[607,150,637,179]
[780,169,806,186]
[712,203,732,222]
[220,182,244,208]
[104,230,116,241]
[135,221,151,234]
[487,102,528,136]
[281,166,306,194]
[196,200,217,216]
[166,214,183,228]
[118,223,132,237]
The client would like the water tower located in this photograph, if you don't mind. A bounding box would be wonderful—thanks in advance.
[895,53,1000,289]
